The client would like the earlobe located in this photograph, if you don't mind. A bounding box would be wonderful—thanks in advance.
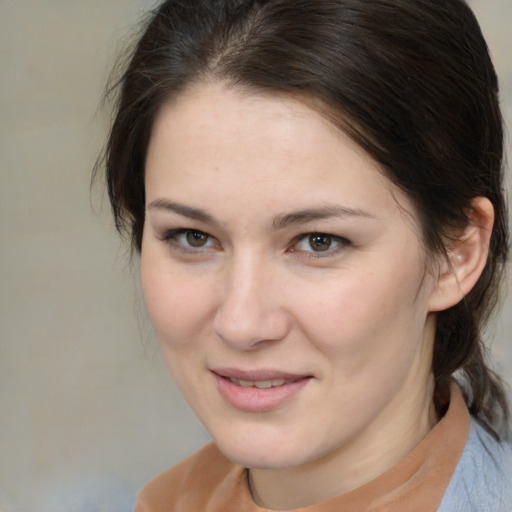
[428,197,494,312]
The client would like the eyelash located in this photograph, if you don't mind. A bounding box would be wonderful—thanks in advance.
[290,233,351,258]
[158,229,351,258]
[158,228,218,254]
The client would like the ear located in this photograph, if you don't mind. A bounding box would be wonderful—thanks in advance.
[428,197,494,313]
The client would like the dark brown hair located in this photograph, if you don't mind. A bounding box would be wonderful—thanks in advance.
[100,0,509,438]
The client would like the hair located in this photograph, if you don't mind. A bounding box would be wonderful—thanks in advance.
[100,0,509,438]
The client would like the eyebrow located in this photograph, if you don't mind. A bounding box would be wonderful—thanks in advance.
[272,206,375,229]
[147,199,219,226]
[147,199,374,229]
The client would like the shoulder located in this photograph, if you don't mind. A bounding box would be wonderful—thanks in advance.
[134,442,242,512]
[438,417,512,512]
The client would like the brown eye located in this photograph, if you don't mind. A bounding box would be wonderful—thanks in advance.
[186,230,209,247]
[292,232,350,256]
[308,234,332,251]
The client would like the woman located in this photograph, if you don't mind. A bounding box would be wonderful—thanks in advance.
[101,0,511,509]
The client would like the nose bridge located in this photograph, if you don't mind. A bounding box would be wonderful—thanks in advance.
[213,248,288,349]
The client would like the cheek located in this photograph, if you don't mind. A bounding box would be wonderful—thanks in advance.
[140,252,213,346]
[293,259,428,363]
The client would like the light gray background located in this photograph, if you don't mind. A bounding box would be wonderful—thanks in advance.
[0,1,510,511]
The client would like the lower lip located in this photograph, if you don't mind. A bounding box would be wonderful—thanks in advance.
[214,374,311,412]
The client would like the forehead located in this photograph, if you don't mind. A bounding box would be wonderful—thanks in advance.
[145,82,418,228]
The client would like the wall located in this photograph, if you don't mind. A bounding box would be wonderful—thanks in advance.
[0,1,510,510]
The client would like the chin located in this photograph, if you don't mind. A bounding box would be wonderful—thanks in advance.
[210,426,314,470]
[220,445,300,470]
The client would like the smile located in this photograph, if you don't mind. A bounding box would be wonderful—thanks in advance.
[212,369,312,412]
[229,378,292,389]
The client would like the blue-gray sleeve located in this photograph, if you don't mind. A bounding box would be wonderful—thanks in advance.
[437,418,512,512]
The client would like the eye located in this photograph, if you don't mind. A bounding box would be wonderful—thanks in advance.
[184,230,210,247]
[305,234,334,252]
[291,232,350,255]
[160,228,216,250]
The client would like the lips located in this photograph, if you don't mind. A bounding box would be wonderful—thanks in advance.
[229,377,290,389]
[212,368,312,412]
[213,368,308,381]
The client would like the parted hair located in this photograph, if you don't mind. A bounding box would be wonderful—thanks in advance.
[100,0,509,438]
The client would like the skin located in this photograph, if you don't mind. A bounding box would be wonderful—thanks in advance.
[141,82,470,509]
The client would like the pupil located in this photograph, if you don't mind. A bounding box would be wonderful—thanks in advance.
[310,234,331,251]
[186,231,207,247]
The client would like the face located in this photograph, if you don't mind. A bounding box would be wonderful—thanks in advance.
[142,83,440,473]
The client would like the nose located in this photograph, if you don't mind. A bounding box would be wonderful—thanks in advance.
[213,252,291,350]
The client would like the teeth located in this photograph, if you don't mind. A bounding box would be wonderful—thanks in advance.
[230,378,289,388]
[255,380,273,389]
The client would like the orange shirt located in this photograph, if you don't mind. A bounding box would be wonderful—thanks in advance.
[135,384,469,512]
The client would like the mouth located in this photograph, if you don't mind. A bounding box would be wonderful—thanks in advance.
[212,368,312,412]
[227,377,298,389]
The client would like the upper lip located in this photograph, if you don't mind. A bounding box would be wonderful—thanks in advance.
[211,368,310,381]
